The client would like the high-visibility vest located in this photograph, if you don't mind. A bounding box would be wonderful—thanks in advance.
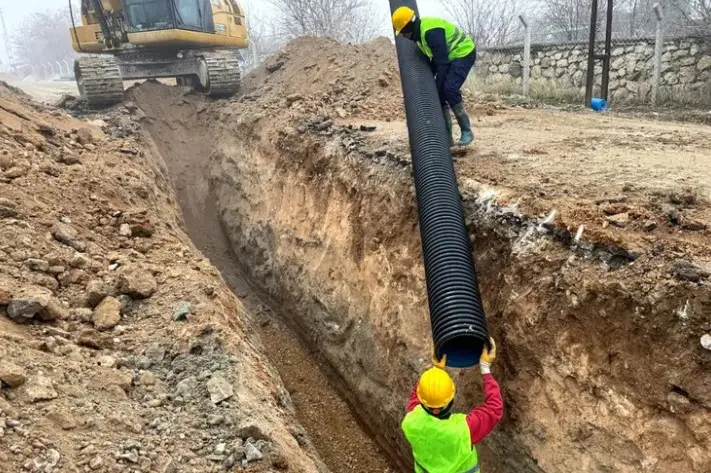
[417,17,476,62]
[402,405,480,473]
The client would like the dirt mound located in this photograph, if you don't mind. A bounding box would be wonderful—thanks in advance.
[0,80,29,99]
[0,89,323,472]
[242,36,403,121]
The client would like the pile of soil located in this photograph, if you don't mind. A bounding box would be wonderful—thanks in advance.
[0,89,324,473]
[242,36,403,121]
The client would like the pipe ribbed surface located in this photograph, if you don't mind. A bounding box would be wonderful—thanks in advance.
[389,0,488,368]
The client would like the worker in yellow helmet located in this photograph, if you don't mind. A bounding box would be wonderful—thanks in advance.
[402,338,503,473]
[392,6,477,147]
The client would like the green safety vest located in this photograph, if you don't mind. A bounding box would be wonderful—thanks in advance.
[417,17,476,62]
[402,406,480,473]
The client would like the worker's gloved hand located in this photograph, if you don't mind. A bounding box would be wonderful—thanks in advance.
[432,350,447,370]
[480,338,496,375]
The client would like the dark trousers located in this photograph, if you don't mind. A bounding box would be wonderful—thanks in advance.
[441,49,477,108]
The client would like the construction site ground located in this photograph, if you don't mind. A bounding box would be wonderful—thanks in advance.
[2,35,710,473]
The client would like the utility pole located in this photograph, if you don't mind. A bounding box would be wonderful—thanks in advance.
[0,7,13,72]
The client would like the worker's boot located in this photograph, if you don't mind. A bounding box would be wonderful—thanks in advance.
[452,102,473,146]
[442,105,455,147]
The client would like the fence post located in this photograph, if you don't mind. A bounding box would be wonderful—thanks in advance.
[519,15,530,97]
[652,3,664,105]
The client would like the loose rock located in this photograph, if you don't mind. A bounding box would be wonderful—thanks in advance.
[117,268,157,299]
[7,288,52,322]
[206,374,234,404]
[244,442,263,463]
[24,374,58,402]
[671,259,710,282]
[52,222,86,252]
[172,301,191,321]
[92,296,122,330]
[0,361,27,388]
[237,422,270,441]
[606,212,629,227]
[89,456,103,470]
[701,334,711,351]
[85,279,112,307]
[26,259,50,272]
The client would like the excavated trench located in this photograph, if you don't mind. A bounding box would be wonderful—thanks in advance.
[132,82,711,473]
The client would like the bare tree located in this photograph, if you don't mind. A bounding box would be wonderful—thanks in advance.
[11,6,76,73]
[268,0,384,43]
[667,0,711,34]
[538,0,594,41]
[440,0,523,47]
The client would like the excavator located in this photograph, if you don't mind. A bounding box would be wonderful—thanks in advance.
[69,0,248,106]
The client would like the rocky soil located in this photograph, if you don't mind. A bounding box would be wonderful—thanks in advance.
[0,87,325,473]
[128,36,711,473]
[6,33,711,473]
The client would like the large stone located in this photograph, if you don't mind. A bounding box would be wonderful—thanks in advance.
[0,361,27,388]
[664,71,679,85]
[244,443,263,463]
[7,288,52,322]
[92,297,121,330]
[697,55,711,71]
[237,422,270,441]
[117,269,157,299]
[42,298,69,321]
[85,279,111,307]
[611,57,626,70]
[52,222,86,252]
[612,47,625,56]
[24,375,58,402]
[207,374,234,404]
[46,408,78,430]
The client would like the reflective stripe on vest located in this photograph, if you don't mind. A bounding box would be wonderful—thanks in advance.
[416,17,476,61]
[416,460,481,473]
[402,406,479,473]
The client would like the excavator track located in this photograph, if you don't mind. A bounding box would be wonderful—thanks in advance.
[74,56,124,107]
[203,52,241,97]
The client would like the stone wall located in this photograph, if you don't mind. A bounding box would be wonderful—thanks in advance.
[477,36,711,103]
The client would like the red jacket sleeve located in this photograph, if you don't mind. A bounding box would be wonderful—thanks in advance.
[406,382,420,413]
[466,374,504,444]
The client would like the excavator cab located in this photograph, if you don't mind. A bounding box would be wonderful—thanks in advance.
[70,0,248,106]
[123,0,215,33]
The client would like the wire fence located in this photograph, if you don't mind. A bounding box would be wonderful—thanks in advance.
[475,10,711,107]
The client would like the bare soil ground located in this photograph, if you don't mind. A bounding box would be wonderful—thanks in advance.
[350,104,711,261]
[7,35,711,473]
[0,86,324,473]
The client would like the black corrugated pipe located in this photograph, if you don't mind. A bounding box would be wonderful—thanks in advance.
[389,0,489,368]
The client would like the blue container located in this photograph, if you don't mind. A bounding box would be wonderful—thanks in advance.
[591,98,608,111]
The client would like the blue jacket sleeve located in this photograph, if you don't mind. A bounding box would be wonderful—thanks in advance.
[424,28,450,103]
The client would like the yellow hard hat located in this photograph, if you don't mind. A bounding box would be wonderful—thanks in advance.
[392,6,416,36]
[417,366,455,409]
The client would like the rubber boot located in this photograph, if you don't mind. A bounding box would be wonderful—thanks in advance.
[442,105,455,147]
[452,102,473,146]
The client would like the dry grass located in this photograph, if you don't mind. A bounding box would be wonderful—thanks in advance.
[465,75,585,105]
[466,72,711,108]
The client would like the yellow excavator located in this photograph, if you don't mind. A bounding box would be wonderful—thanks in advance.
[69,0,248,106]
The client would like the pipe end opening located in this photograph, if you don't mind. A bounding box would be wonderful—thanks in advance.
[438,335,486,368]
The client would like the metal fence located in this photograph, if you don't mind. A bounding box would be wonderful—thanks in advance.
[480,6,710,105]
